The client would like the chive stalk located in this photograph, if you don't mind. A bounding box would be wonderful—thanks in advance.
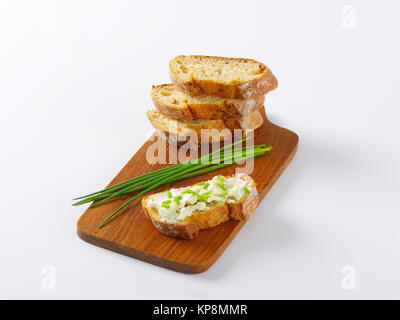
[73,137,273,229]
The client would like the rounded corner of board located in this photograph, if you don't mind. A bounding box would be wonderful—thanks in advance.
[76,223,93,244]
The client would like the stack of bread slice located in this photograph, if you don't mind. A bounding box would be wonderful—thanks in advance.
[146,55,278,145]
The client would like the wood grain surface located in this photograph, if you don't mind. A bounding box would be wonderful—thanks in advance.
[77,108,298,273]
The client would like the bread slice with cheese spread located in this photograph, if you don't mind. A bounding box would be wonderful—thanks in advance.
[151,84,265,121]
[142,174,258,239]
[146,108,264,145]
[169,55,278,99]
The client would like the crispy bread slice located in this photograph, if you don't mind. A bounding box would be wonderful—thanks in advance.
[169,55,278,99]
[146,108,264,145]
[141,174,258,239]
[151,83,265,121]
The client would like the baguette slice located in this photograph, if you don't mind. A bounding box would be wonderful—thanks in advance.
[151,84,265,121]
[146,108,264,144]
[169,55,278,99]
[142,174,258,239]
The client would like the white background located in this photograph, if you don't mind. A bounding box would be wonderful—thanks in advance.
[0,0,399,299]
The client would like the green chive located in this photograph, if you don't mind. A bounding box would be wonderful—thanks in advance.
[73,137,274,229]
[173,195,182,205]
[243,187,250,194]
[98,163,207,228]
[217,182,227,191]
[161,200,171,209]
[74,137,269,203]
[216,192,228,197]
[196,191,211,202]
[182,189,196,195]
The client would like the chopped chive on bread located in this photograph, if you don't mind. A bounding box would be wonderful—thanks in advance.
[151,84,265,121]
[142,174,258,239]
[169,55,278,99]
[146,108,264,144]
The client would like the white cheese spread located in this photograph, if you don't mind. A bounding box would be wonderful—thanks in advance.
[147,174,252,223]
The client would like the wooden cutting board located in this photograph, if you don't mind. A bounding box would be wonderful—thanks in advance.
[77,109,298,273]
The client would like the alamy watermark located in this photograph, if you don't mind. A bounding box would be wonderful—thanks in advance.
[341,4,357,30]
[41,4,57,29]
[341,264,356,290]
[145,126,257,175]
[41,265,56,290]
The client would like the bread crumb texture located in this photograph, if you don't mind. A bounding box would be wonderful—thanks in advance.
[170,55,267,83]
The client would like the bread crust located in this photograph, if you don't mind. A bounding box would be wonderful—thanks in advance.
[169,55,278,99]
[151,84,265,121]
[150,84,194,121]
[141,175,258,239]
[227,181,259,220]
